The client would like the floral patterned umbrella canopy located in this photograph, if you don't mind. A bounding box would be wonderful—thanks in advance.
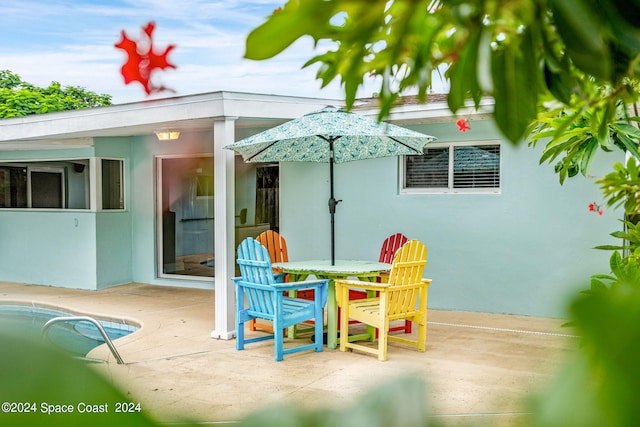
[225,106,436,264]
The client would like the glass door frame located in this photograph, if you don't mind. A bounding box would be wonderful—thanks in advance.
[156,153,215,282]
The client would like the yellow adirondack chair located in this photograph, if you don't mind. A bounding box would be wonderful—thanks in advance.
[250,230,289,332]
[335,240,431,361]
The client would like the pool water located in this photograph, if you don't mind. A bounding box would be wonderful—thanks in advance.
[0,305,138,358]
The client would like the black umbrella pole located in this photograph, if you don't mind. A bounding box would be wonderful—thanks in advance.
[329,140,338,265]
[330,212,335,266]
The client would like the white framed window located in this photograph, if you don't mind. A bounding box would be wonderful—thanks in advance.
[98,158,125,210]
[0,157,124,210]
[0,162,68,208]
[401,141,501,194]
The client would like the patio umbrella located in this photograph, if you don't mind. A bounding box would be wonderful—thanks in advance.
[225,106,436,265]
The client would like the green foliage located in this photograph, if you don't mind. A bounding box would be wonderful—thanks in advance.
[243,2,640,426]
[532,271,640,427]
[238,374,438,427]
[591,251,640,290]
[245,0,640,146]
[595,219,640,262]
[528,90,640,184]
[0,70,111,118]
[597,157,640,214]
[0,331,161,427]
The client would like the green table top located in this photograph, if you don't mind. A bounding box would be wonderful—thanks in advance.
[272,259,391,276]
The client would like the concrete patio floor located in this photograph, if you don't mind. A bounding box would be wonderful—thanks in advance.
[0,281,578,426]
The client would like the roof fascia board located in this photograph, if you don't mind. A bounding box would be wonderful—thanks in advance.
[0,91,340,142]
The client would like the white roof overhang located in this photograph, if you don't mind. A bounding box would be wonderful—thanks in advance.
[0,91,495,151]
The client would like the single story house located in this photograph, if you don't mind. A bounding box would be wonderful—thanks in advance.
[0,91,621,339]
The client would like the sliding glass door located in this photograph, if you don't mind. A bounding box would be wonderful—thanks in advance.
[157,155,214,279]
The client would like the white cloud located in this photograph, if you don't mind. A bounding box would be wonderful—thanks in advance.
[0,0,423,105]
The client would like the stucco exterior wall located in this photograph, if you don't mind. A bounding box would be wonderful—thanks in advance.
[0,210,98,289]
[279,119,623,318]
[0,94,624,320]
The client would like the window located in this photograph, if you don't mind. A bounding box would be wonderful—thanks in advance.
[402,142,501,193]
[101,159,124,210]
[0,165,27,208]
[0,163,68,208]
[30,167,65,208]
[0,158,125,210]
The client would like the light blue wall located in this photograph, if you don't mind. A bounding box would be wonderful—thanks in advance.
[0,148,98,288]
[0,211,97,289]
[94,138,134,289]
[0,148,96,160]
[279,120,623,318]
[0,116,622,316]
[0,142,136,290]
[95,211,132,289]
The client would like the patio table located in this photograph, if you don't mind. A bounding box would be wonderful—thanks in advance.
[272,259,391,349]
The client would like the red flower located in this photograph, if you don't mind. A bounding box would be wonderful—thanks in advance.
[456,118,470,132]
[588,202,603,216]
[115,22,176,95]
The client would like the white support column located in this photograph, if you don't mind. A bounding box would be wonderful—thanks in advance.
[211,117,237,340]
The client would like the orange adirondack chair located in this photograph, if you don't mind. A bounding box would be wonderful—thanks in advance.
[256,230,289,273]
[249,230,290,332]
[335,240,431,361]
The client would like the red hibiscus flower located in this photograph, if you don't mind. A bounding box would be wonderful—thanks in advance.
[588,202,604,216]
[456,118,470,132]
[115,21,176,95]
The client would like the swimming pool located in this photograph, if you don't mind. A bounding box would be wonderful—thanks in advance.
[0,304,139,359]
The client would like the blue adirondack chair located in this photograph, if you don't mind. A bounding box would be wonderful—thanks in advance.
[234,237,329,361]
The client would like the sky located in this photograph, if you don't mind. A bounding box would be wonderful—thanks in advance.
[0,0,391,105]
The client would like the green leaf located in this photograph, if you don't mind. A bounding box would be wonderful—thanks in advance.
[613,121,640,140]
[540,134,584,165]
[595,245,631,251]
[447,26,482,113]
[245,2,334,60]
[609,251,625,277]
[491,28,538,143]
[549,0,610,80]
[544,61,574,105]
[597,101,614,147]
[610,230,632,239]
[614,131,640,160]
[589,277,610,292]
[580,137,599,176]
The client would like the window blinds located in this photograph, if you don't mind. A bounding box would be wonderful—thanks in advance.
[405,144,500,189]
